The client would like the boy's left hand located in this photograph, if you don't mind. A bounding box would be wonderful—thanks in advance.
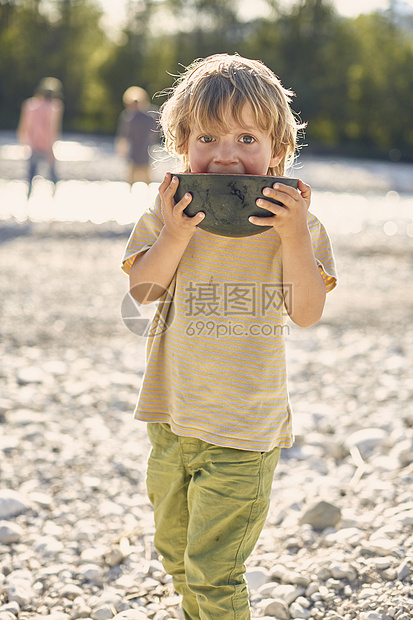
[250,179,311,240]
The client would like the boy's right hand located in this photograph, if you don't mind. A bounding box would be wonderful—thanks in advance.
[159,172,205,241]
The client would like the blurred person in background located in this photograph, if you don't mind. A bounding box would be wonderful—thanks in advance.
[18,77,64,198]
[116,86,159,185]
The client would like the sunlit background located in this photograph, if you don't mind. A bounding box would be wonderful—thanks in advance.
[97,0,413,28]
[0,0,413,231]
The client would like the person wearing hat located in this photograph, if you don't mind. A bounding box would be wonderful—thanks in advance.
[116,86,159,185]
[18,77,64,197]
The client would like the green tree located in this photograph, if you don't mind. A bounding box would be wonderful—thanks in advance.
[0,0,112,131]
[346,13,413,154]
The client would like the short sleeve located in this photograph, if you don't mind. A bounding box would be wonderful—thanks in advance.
[121,194,164,274]
[308,211,337,292]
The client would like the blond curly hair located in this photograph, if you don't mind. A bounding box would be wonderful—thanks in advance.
[159,53,305,176]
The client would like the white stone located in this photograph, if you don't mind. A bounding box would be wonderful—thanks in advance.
[104,547,124,567]
[16,367,45,385]
[113,612,148,620]
[59,583,84,599]
[294,596,311,608]
[271,584,304,605]
[281,571,310,587]
[6,584,34,607]
[245,567,270,591]
[289,600,312,619]
[77,563,103,581]
[326,578,344,591]
[91,605,114,620]
[257,582,278,597]
[0,603,20,616]
[27,491,53,507]
[392,508,413,527]
[0,521,23,544]
[0,436,19,453]
[397,561,410,580]
[346,428,386,456]
[263,599,290,620]
[42,360,68,376]
[269,564,289,581]
[0,613,17,620]
[316,566,332,580]
[0,490,30,519]
[359,588,376,599]
[6,570,33,585]
[299,500,341,530]
[325,527,363,545]
[330,564,351,580]
[391,438,413,466]
[34,535,64,555]
[305,582,319,597]
[371,557,392,569]
[47,614,70,620]
[89,591,122,608]
[382,568,397,580]
[361,539,400,556]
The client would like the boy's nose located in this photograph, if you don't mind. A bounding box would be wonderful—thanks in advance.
[213,142,238,164]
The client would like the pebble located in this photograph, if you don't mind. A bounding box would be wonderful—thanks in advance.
[0,490,30,519]
[113,612,148,620]
[262,599,290,619]
[397,562,410,580]
[77,564,103,582]
[91,605,114,620]
[299,500,341,530]
[271,584,304,604]
[0,522,23,544]
[290,600,311,618]
[245,567,270,591]
[0,603,20,616]
[361,539,401,556]
[0,215,412,620]
[0,613,17,620]
[345,428,387,457]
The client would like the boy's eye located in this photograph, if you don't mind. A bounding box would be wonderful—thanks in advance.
[240,135,256,144]
[199,136,215,143]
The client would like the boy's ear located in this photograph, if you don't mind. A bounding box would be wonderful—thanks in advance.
[269,151,283,169]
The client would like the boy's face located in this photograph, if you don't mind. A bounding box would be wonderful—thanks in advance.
[185,102,281,176]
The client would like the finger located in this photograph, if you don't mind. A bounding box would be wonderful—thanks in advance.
[180,201,205,225]
[194,211,205,225]
[158,171,173,196]
[272,181,298,196]
[163,174,180,200]
[249,215,277,227]
[297,179,311,205]
[262,184,296,207]
[255,197,285,216]
[297,178,311,193]
[173,189,193,213]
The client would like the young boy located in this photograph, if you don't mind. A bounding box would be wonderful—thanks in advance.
[122,54,337,620]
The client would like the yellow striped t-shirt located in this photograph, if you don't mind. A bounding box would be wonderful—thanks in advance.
[122,194,337,451]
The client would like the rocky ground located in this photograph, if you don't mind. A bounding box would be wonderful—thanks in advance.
[0,149,413,619]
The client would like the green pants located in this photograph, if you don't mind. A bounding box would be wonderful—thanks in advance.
[146,423,281,620]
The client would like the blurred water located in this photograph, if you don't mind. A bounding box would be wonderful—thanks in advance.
[0,131,412,236]
[0,178,160,226]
